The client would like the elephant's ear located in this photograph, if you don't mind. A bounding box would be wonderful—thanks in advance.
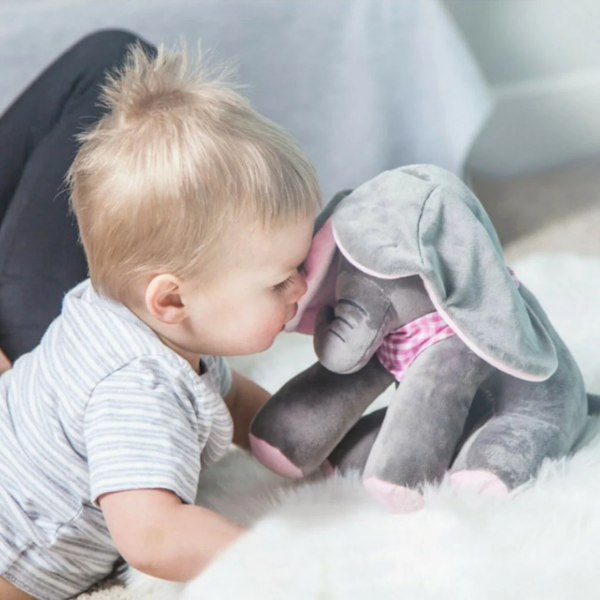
[284,191,351,334]
[332,165,558,382]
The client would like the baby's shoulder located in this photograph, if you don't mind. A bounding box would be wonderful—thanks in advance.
[45,284,182,384]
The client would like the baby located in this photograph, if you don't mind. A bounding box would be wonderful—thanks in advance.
[0,43,320,599]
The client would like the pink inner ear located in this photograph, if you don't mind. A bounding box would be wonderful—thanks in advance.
[285,218,338,334]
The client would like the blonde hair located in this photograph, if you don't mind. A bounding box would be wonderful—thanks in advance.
[69,42,321,304]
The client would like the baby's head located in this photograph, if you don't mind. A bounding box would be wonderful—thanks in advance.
[69,43,320,356]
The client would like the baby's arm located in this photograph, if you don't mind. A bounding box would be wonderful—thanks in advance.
[85,359,252,580]
[225,370,270,449]
[100,488,246,581]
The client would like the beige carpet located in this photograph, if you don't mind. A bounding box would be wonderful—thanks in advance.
[473,156,600,260]
[505,200,600,262]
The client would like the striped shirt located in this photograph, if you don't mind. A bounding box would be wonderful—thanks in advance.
[0,280,233,599]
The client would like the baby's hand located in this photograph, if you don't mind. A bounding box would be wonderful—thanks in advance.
[99,489,246,581]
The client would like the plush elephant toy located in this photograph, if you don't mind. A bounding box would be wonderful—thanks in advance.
[250,164,595,512]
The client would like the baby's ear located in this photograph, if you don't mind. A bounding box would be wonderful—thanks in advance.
[145,274,186,324]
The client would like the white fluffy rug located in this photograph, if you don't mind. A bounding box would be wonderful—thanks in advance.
[78,253,600,600]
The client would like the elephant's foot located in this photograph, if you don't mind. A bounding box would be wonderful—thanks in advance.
[249,435,304,479]
[449,470,509,496]
[363,477,424,513]
[320,459,336,477]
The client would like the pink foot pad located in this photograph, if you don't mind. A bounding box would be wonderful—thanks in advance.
[249,434,304,479]
[449,470,509,496]
[320,459,336,478]
[364,477,425,513]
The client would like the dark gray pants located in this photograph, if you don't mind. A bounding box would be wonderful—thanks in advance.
[0,30,155,361]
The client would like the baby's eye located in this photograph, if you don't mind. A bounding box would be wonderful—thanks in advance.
[273,277,294,292]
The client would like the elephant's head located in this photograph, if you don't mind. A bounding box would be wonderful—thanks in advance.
[289,165,557,382]
[314,257,435,374]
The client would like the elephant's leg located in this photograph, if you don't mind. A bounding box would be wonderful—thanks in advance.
[449,413,564,490]
[329,388,495,476]
[451,345,588,490]
[250,356,394,477]
[328,407,387,474]
[363,336,494,512]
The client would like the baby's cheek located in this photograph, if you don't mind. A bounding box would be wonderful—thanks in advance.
[245,317,285,353]
[266,302,286,328]
[257,301,286,334]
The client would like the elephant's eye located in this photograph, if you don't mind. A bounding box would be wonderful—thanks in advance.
[273,277,294,292]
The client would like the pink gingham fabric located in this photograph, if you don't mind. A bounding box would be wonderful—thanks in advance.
[376,269,520,382]
[376,312,455,382]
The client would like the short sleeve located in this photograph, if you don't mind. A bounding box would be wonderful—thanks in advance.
[84,357,201,506]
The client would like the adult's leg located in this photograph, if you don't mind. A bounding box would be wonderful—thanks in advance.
[0,30,155,361]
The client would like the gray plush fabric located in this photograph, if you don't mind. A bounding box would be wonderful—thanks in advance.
[251,164,590,494]
[332,165,557,380]
[250,357,394,473]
